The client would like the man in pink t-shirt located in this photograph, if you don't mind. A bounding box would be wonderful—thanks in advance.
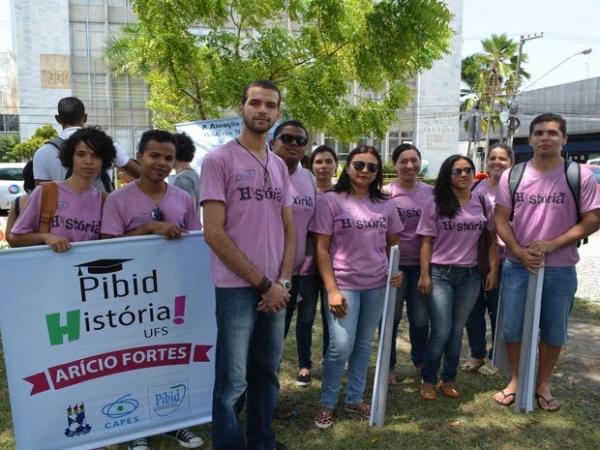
[101,129,202,450]
[494,113,600,411]
[200,80,296,450]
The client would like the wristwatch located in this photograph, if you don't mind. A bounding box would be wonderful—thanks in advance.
[278,278,292,292]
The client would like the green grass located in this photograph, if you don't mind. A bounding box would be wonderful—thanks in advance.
[1,302,599,449]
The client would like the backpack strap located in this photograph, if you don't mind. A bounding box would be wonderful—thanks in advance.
[508,161,526,222]
[470,178,483,192]
[564,160,587,246]
[46,137,65,152]
[39,182,59,234]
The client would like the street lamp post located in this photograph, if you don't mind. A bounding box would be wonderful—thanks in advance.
[507,45,593,145]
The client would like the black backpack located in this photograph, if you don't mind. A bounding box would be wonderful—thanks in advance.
[46,137,114,193]
[508,160,587,247]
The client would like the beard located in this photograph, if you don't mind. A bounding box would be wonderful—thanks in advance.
[242,114,274,134]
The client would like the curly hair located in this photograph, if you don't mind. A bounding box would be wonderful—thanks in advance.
[60,126,116,172]
[433,155,475,219]
[333,145,387,201]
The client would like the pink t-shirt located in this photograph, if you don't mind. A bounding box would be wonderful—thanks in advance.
[12,182,102,242]
[473,178,506,259]
[289,166,317,275]
[310,191,404,290]
[416,194,494,267]
[199,140,293,287]
[101,182,201,235]
[496,162,600,267]
[386,181,433,266]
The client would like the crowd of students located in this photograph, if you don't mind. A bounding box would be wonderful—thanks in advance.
[5,83,600,450]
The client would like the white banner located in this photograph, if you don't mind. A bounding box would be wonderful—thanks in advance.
[0,232,216,449]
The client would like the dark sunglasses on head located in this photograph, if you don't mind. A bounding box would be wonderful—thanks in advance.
[451,167,474,176]
[351,161,378,173]
[278,134,308,146]
[151,207,164,221]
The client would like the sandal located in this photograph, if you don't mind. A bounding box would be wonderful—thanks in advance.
[344,402,371,419]
[420,383,437,401]
[536,393,561,411]
[439,381,460,398]
[314,408,334,429]
[493,389,516,406]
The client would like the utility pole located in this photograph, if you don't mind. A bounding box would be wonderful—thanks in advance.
[507,33,544,146]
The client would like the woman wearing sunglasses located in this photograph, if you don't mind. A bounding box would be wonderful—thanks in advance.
[464,144,514,378]
[382,144,432,384]
[416,155,498,400]
[311,145,403,429]
[9,127,115,252]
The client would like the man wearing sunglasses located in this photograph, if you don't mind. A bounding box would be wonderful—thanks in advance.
[200,80,295,450]
[271,120,319,395]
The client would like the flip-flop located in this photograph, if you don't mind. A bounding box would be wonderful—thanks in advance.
[536,393,561,411]
[493,389,516,406]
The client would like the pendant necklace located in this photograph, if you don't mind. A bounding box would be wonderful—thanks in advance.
[236,138,271,187]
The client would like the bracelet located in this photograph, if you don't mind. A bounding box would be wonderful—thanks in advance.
[256,276,272,295]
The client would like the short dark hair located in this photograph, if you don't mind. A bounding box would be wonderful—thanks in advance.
[273,120,308,139]
[488,143,515,164]
[174,132,196,162]
[60,126,116,172]
[57,97,86,126]
[333,145,387,201]
[138,129,176,154]
[391,143,421,165]
[22,160,35,194]
[529,113,567,136]
[241,80,281,106]
[309,145,338,169]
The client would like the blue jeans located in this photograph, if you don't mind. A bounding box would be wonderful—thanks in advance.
[321,287,385,409]
[284,275,322,369]
[212,287,285,450]
[500,260,577,346]
[422,265,481,384]
[465,263,503,360]
[388,265,429,369]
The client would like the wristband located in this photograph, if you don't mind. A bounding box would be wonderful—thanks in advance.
[256,276,272,295]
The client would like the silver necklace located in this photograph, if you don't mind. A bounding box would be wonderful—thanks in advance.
[236,138,271,187]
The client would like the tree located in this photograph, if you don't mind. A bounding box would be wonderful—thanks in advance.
[0,135,20,162]
[105,0,453,141]
[461,33,529,143]
[9,125,57,161]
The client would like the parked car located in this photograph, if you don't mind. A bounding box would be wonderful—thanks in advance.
[586,158,600,166]
[0,162,26,214]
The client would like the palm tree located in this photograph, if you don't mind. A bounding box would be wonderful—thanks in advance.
[461,34,529,155]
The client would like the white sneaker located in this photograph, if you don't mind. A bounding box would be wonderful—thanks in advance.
[164,428,204,448]
[128,438,150,450]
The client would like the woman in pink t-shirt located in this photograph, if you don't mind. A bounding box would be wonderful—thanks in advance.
[464,144,514,375]
[416,155,498,400]
[311,145,403,429]
[382,144,433,384]
[10,127,116,251]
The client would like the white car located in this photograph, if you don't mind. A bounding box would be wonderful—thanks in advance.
[587,158,600,166]
[0,162,26,213]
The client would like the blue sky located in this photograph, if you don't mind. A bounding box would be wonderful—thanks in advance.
[462,0,599,90]
[1,0,598,91]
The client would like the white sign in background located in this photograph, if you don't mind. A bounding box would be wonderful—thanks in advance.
[0,232,216,450]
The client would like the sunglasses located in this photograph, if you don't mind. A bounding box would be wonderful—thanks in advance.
[451,167,474,176]
[351,161,378,173]
[151,207,164,221]
[278,134,308,146]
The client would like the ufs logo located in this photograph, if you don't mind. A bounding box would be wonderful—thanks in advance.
[101,393,140,429]
[64,403,92,438]
[148,382,189,418]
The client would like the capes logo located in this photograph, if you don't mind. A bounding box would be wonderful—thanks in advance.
[148,382,189,418]
[101,393,140,429]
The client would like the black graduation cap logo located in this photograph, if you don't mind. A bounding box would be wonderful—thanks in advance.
[74,259,133,276]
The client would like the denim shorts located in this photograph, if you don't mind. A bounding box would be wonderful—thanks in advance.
[500,259,577,346]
